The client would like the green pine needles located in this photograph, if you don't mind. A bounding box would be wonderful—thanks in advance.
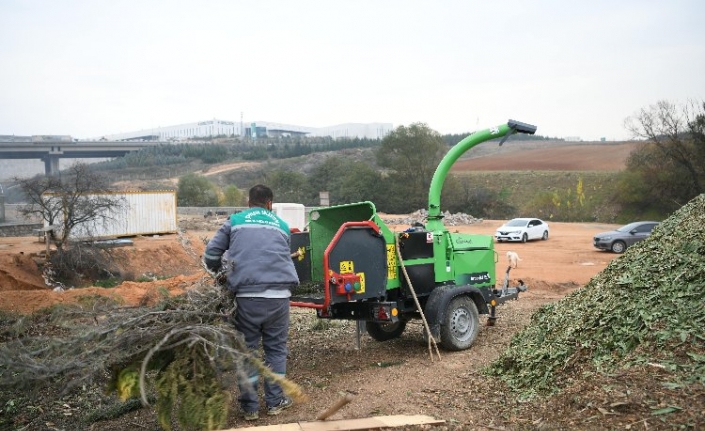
[155,350,231,431]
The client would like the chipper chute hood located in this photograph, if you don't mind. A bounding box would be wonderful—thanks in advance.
[426,119,536,232]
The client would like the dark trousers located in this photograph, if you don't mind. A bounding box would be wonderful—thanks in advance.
[234,297,289,412]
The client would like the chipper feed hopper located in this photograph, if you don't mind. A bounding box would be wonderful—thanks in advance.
[290,120,537,350]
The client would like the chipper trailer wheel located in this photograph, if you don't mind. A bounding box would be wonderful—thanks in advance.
[367,321,407,342]
[440,296,480,351]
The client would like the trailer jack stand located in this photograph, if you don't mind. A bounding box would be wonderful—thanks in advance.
[487,305,498,326]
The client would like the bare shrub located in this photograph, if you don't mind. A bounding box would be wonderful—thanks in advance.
[46,243,120,287]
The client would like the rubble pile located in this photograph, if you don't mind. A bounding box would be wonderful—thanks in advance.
[381,209,483,226]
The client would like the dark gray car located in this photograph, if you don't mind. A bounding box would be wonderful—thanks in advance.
[593,221,659,253]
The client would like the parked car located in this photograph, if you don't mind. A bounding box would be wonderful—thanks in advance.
[495,218,550,243]
[593,221,659,253]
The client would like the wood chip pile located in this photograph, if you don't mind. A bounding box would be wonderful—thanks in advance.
[488,193,705,396]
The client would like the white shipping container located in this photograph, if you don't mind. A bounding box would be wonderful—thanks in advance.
[46,191,177,240]
[272,203,306,231]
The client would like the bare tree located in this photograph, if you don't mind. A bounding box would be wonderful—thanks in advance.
[14,162,124,250]
[624,100,705,196]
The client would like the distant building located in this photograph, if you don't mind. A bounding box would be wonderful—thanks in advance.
[101,119,393,141]
[101,119,239,141]
[311,123,394,140]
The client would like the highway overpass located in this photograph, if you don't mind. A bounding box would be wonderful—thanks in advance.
[0,136,166,176]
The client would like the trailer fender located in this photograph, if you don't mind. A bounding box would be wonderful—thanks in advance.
[424,285,489,341]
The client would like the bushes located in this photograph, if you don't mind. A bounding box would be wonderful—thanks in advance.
[177,174,220,207]
[45,244,120,287]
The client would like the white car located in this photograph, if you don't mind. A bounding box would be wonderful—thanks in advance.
[495,218,550,243]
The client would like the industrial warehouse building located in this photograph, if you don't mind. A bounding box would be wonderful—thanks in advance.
[102,119,393,141]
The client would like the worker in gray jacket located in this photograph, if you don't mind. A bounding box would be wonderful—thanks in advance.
[204,184,299,421]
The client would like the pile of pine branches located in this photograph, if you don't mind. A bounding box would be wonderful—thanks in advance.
[0,276,305,430]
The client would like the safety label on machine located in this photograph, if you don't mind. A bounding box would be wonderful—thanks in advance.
[386,244,397,279]
[357,272,366,293]
[340,261,354,274]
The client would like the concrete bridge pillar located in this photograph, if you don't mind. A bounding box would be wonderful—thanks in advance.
[43,155,60,176]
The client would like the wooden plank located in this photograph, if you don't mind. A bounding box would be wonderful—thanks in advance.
[224,415,444,431]
[227,423,303,431]
[301,415,445,430]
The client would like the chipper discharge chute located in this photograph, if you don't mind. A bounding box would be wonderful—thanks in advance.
[290,120,536,351]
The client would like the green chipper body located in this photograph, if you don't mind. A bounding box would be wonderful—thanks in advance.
[290,120,537,351]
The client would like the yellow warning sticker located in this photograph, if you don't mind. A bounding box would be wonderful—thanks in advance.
[386,244,397,279]
[357,272,366,293]
[340,261,354,274]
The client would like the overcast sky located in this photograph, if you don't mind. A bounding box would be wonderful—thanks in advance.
[1,0,704,141]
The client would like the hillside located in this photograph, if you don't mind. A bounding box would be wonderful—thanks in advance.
[0,139,639,184]
[199,140,640,180]
[453,141,641,172]
[2,140,637,222]
[202,140,641,178]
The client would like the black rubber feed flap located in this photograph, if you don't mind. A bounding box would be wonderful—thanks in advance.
[327,226,387,303]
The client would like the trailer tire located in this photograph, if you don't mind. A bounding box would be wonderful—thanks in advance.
[367,321,407,341]
[440,296,480,351]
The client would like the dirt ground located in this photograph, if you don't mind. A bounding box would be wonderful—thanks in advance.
[2,216,648,431]
[0,217,619,314]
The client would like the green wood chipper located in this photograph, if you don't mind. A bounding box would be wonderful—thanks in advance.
[289,120,536,351]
